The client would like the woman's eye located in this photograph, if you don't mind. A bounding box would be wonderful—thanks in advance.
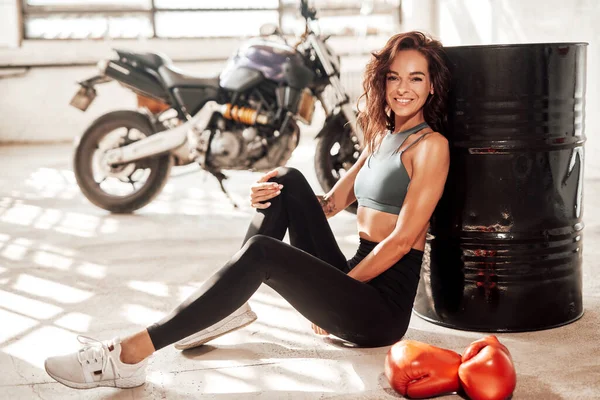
[411,77,423,82]
[386,76,398,81]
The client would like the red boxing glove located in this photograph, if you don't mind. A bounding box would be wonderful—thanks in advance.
[385,340,462,398]
[458,335,517,400]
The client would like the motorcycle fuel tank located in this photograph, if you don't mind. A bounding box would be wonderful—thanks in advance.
[220,39,306,91]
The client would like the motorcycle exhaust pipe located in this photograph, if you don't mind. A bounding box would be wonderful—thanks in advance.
[103,102,270,165]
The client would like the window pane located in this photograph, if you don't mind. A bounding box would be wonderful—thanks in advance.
[282,13,398,36]
[320,14,398,35]
[25,14,153,39]
[26,0,150,7]
[155,0,278,9]
[155,11,279,38]
[315,0,363,7]
[281,0,400,7]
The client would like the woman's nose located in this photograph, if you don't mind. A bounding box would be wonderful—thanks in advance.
[396,84,409,94]
[396,80,410,93]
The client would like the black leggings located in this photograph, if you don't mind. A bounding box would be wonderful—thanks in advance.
[147,167,423,348]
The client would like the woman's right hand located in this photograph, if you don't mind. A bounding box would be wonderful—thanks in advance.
[250,169,284,209]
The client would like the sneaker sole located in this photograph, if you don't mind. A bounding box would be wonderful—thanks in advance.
[44,361,145,389]
[175,310,258,351]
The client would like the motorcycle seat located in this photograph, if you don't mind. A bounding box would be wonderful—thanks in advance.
[114,49,171,70]
[158,64,220,89]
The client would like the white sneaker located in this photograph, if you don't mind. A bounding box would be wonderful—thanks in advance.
[44,336,147,389]
[174,302,257,350]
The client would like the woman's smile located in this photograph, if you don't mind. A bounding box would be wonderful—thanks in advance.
[392,97,415,106]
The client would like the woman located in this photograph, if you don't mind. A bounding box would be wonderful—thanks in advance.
[44,31,451,390]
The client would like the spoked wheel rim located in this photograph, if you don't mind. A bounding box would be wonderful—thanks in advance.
[325,133,361,181]
[88,127,157,198]
[314,117,362,214]
[74,110,172,213]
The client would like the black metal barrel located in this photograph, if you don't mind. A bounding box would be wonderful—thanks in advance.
[413,43,587,332]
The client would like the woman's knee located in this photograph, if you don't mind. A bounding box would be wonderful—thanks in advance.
[237,235,288,278]
[242,234,280,257]
[272,167,307,186]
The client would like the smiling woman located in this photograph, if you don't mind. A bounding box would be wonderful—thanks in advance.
[43,30,452,394]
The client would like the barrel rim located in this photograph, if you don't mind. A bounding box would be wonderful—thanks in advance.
[411,308,585,333]
[446,42,589,50]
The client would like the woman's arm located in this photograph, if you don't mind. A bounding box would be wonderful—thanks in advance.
[318,148,370,218]
[347,134,450,282]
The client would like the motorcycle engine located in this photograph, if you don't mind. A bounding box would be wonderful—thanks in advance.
[208,125,263,169]
[205,115,299,171]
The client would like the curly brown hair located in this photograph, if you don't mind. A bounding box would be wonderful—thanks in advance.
[357,31,451,152]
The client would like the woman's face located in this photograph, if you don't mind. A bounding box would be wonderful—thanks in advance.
[385,49,433,123]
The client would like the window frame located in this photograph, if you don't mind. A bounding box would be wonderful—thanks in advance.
[20,0,401,40]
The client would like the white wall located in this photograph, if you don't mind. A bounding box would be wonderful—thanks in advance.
[0,0,20,48]
[438,0,599,176]
[401,0,439,37]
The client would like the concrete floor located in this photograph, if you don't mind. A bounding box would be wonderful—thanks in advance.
[0,133,598,399]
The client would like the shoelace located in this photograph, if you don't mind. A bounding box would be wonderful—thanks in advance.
[76,335,116,378]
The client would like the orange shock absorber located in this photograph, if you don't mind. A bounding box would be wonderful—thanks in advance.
[222,104,268,125]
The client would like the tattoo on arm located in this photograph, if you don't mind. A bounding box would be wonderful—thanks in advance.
[318,195,337,216]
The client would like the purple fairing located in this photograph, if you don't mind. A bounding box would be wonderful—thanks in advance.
[220,38,306,86]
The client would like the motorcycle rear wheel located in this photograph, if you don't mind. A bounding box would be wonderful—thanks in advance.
[314,117,360,214]
[74,110,172,213]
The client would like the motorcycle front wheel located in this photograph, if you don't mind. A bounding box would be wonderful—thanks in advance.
[74,110,172,213]
[314,116,361,214]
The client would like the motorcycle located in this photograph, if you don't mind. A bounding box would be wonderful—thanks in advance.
[69,0,362,213]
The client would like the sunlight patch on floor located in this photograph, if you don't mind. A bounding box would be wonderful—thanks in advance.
[54,312,93,333]
[177,284,199,302]
[75,262,107,279]
[25,168,77,200]
[0,198,116,239]
[54,212,100,238]
[0,289,63,319]
[0,204,41,227]
[0,308,38,344]
[201,368,261,394]
[13,274,93,304]
[33,250,73,270]
[3,325,79,369]
[32,208,63,230]
[128,280,170,297]
[1,238,32,261]
[122,304,166,325]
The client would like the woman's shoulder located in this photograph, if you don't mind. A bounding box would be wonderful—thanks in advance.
[422,131,448,147]
[411,131,449,161]
[406,130,447,150]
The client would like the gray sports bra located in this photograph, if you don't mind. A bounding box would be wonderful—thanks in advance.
[354,122,432,215]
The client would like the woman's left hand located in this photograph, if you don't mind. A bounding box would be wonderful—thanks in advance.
[311,323,329,336]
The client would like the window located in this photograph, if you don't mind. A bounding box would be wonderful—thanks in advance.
[22,0,400,39]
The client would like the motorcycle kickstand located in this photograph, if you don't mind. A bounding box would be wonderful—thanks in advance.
[207,169,239,209]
